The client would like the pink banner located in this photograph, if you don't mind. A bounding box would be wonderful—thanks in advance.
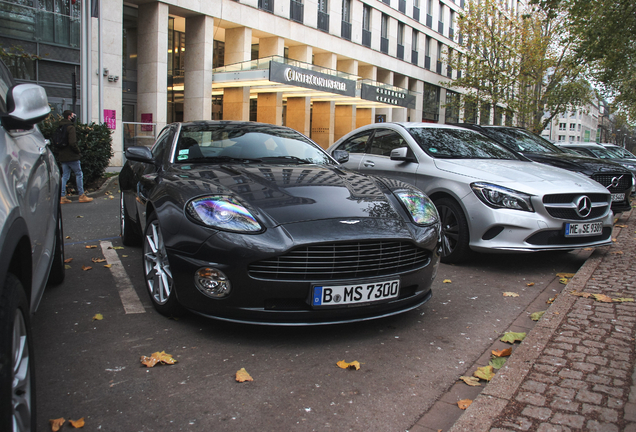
[141,113,153,132]
[104,109,116,129]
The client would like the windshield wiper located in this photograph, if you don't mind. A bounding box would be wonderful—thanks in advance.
[185,155,263,163]
[260,156,313,164]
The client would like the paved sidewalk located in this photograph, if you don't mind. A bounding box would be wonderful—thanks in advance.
[446,207,636,432]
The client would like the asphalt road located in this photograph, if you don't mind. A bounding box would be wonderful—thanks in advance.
[33,183,591,432]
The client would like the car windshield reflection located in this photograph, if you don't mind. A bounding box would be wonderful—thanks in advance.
[484,128,563,154]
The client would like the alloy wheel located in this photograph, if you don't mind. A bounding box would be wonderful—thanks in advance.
[143,220,173,305]
[12,309,31,432]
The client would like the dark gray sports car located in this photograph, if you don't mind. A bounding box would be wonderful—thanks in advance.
[119,121,441,325]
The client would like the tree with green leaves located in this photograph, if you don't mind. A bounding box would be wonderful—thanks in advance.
[443,0,592,133]
[533,0,636,121]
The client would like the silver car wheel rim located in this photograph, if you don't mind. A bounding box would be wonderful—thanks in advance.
[438,205,459,257]
[143,221,173,305]
[12,309,31,432]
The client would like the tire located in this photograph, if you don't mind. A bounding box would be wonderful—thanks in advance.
[434,197,472,264]
[47,205,65,286]
[143,213,183,317]
[0,274,36,432]
[121,192,142,246]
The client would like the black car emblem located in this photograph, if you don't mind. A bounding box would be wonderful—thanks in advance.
[607,175,624,189]
[575,195,592,218]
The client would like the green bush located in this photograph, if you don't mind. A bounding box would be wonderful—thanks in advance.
[39,112,114,192]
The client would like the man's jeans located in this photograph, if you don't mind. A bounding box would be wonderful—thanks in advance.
[61,160,85,196]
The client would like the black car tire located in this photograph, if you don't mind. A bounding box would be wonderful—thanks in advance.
[0,273,36,432]
[143,213,184,317]
[47,205,65,286]
[121,192,142,246]
[434,197,471,263]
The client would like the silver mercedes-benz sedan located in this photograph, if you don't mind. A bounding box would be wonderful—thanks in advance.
[328,123,615,263]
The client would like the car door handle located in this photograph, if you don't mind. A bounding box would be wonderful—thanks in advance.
[363,160,375,168]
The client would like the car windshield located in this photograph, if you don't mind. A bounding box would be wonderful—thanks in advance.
[585,146,622,159]
[481,128,563,154]
[406,127,520,160]
[173,123,334,165]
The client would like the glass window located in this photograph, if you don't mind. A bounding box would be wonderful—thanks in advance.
[152,127,175,161]
[480,127,563,154]
[412,30,419,50]
[0,59,16,113]
[369,129,407,156]
[381,14,388,38]
[335,131,373,154]
[342,0,351,22]
[569,123,576,130]
[398,22,404,45]
[408,127,519,159]
[422,82,440,122]
[363,5,371,30]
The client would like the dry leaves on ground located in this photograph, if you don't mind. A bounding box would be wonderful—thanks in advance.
[503,292,519,297]
[92,314,103,321]
[337,360,361,370]
[81,265,92,271]
[443,279,452,283]
[530,311,546,321]
[236,368,253,382]
[501,331,526,344]
[91,257,106,263]
[140,351,178,368]
[69,418,85,428]
[50,418,65,431]
[526,282,535,287]
[570,291,634,303]
[457,399,472,410]
[492,348,512,357]
[474,365,495,381]
[459,376,481,386]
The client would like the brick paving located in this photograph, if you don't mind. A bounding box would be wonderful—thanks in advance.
[448,207,636,432]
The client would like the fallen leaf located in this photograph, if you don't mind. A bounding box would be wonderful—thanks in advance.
[49,418,65,431]
[613,297,635,303]
[64,265,71,269]
[443,279,452,283]
[612,238,617,242]
[547,295,557,304]
[503,292,519,297]
[616,224,628,228]
[236,367,253,382]
[69,417,85,428]
[91,258,106,263]
[526,282,535,286]
[500,331,526,344]
[592,293,613,303]
[337,360,361,370]
[489,356,507,370]
[122,255,128,258]
[459,376,481,386]
[492,348,512,357]
[140,351,178,368]
[76,215,84,218]
[474,365,495,381]
[85,245,97,249]
[109,195,114,200]
[457,399,472,410]
[92,314,103,321]
[556,273,575,278]
[559,278,569,285]
[104,264,112,268]
[530,311,546,321]
[82,265,92,271]
[65,236,71,239]
[570,290,591,298]
[64,258,73,263]
[611,251,624,255]
[108,246,125,250]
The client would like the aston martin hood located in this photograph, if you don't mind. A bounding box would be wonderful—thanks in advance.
[170,164,402,225]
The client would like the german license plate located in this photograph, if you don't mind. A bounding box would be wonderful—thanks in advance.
[565,221,603,237]
[611,193,625,202]
[312,278,400,307]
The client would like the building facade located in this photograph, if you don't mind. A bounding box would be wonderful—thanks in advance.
[541,100,600,144]
[0,0,527,165]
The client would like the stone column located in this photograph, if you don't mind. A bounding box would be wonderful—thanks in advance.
[137,2,169,137]
[392,74,408,122]
[223,27,252,120]
[357,65,376,127]
[184,15,214,121]
[101,0,123,166]
[335,59,357,141]
[376,69,394,122]
[410,79,424,123]
[312,53,337,148]
[257,37,284,125]
[286,45,312,136]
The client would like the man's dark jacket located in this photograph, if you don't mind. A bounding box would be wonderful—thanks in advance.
[56,119,80,162]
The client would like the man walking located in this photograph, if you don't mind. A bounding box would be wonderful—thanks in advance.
[58,110,93,204]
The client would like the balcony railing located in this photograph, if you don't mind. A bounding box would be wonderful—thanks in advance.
[398,0,406,13]
[436,61,442,74]
[425,55,431,70]
[411,50,418,66]
[290,0,304,23]
[362,29,371,47]
[318,11,329,32]
[259,0,274,13]
[341,20,351,40]
[380,37,389,54]
[397,44,404,60]
[426,14,433,28]
[413,6,420,21]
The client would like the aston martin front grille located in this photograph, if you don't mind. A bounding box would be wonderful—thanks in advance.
[249,241,430,281]
[542,193,611,220]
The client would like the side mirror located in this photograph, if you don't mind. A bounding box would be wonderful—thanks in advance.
[390,147,415,162]
[333,150,349,163]
[3,84,50,129]
[125,146,155,164]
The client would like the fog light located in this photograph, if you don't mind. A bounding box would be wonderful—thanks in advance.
[194,267,231,298]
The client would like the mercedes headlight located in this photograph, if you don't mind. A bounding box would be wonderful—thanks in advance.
[395,189,439,225]
[471,182,534,212]
[186,196,263,232]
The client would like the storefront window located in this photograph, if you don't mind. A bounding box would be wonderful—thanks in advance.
[422,82,440,122]
[444,90,459,124]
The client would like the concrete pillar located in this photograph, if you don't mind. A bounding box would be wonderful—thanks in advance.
[439,88,447,124]
[137,2,169,137]
[335,59,358,141]
[223,27,251,120]
[410,79,424,122]
[392,74,408,122]
[357,65,377,127]
[312,53,337,147]
[257,37,284,125]
[184,15,214,121]
[286,45,312,136]
[376,69,394,122]
[100,0,123,166]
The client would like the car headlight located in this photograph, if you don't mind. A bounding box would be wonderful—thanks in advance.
[471,182,534,212]
[395,189,439,225]
[186,196,263,232]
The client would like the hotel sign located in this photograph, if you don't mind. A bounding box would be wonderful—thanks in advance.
[361,83,416,109]
[269,61,356,97]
